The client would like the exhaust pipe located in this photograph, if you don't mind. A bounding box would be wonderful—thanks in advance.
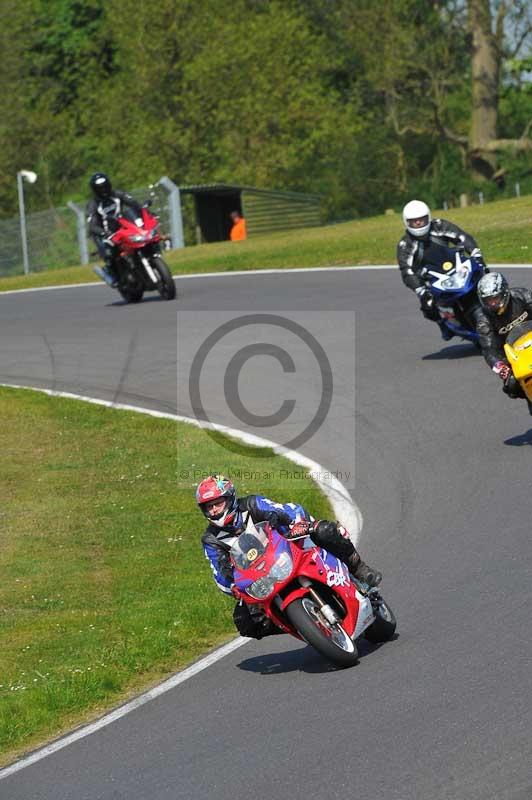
[93,266,115,287]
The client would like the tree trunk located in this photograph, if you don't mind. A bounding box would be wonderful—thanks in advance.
[468,0,501,180]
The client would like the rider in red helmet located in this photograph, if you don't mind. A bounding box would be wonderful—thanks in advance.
[197,474,382,640]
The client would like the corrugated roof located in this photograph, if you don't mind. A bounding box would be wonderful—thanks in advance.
[179,183,321,201]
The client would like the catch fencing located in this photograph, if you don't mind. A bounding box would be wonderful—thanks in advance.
[0,178,182,278]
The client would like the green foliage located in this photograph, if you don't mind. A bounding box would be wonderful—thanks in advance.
[0,0,530,221]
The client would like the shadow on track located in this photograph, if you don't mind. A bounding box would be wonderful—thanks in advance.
[504,428,532,446]
[106,295,170,307]
[422,343,480,361]
[237,636,398,675]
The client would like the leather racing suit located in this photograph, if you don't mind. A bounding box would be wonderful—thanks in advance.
[476,287,532,399]
[397,219,485,334]
[86,190,144,269]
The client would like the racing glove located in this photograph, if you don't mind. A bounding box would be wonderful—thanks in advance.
[470,247,488,272]
[287,520,312,539]
[416,286,434,308]
[416,287,439,321]
[492,361,511,381]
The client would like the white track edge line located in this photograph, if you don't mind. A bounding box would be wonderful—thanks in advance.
[1,263,530,296]
[0,382,361,780]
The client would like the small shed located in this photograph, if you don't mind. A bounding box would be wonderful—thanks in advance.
[179,183,322,244]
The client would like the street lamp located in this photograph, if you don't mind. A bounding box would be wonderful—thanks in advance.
[17,169,38,275]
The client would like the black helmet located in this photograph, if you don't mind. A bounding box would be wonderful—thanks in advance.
[89,172,112,199]
[477,272,510,316]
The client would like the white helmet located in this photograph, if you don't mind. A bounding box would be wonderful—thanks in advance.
[402,200,432,238]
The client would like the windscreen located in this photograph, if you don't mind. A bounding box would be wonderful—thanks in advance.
[230,526,269,570]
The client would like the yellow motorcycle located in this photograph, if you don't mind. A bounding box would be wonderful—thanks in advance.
[503,321,532,413]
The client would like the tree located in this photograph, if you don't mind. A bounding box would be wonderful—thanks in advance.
[467,0,532,180]
[316,0,531,189]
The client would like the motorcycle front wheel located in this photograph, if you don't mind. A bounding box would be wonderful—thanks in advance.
[152,256,176,300]
[285,596,358,668]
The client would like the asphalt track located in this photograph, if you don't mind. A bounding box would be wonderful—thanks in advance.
[1,266,532,800]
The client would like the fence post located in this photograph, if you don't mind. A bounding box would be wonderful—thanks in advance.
[515,182,521,198]
[67,201,89,265]
[17,172,30,275]
[158,176,184,249]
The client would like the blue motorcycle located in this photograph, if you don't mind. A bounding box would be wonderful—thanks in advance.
[420,242,487,343]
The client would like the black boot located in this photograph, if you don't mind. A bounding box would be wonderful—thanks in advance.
[437,321,455,341]
[347,552,382,588]
[102,258,118,288]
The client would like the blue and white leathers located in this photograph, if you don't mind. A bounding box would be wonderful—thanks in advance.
[201,495,308,594]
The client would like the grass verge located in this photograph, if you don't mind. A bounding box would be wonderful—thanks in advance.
[1,196,531,293]
[0,386,333,765]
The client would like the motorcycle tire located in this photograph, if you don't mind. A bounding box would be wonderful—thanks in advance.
[118,284,144,304]
[152,256,176,301]
[285,596,359,668]
[364,598,396,643]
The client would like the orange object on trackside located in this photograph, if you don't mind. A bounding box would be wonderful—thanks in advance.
[230,214,247,241]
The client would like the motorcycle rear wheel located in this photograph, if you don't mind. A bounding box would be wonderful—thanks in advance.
[152,257,176,300]
[286,596,358,668]
[118,268,144,304]
[364,598,396,643]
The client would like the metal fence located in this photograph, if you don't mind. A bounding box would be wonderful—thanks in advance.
[0,206,79,277]
[0,177,183,278]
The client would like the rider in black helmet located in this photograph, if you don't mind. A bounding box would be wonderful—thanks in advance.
[475,272,532,399]
[86,173,144,287]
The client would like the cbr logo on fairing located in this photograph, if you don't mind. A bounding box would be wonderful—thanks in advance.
[499,311,529,335]
[326,568,349,588]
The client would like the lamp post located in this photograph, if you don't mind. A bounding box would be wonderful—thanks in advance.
[17,169,37,275]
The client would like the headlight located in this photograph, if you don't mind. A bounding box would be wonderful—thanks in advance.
[131,234,146,242]
[270,551,293,580]
[247,576,275,599]
[246,552,293,598]
[441,269,468,289]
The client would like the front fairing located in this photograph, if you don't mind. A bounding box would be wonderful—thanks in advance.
[231,525,373,640]
[504,322,532,400]
[422,248,483,301]
[231,526,295,599]
[113,209,161,254]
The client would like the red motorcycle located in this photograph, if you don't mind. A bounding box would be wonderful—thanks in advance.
[94,206,176,303]
[230,520,396,668]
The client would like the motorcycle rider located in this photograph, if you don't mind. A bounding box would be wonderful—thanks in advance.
[197,474,382,640]
[86,173,144,287]
[397,199,487,340]
[476,272,532,399]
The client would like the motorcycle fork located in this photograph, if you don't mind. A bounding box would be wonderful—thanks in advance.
[297,577,338,625]
[140,255,158,284]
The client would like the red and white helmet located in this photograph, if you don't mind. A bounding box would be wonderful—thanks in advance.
[196,474,239,528]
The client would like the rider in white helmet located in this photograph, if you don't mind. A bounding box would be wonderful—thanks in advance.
[397,200,486,340]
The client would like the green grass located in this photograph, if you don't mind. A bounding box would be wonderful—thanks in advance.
[1,196,531,293]
[0,386,333,764]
